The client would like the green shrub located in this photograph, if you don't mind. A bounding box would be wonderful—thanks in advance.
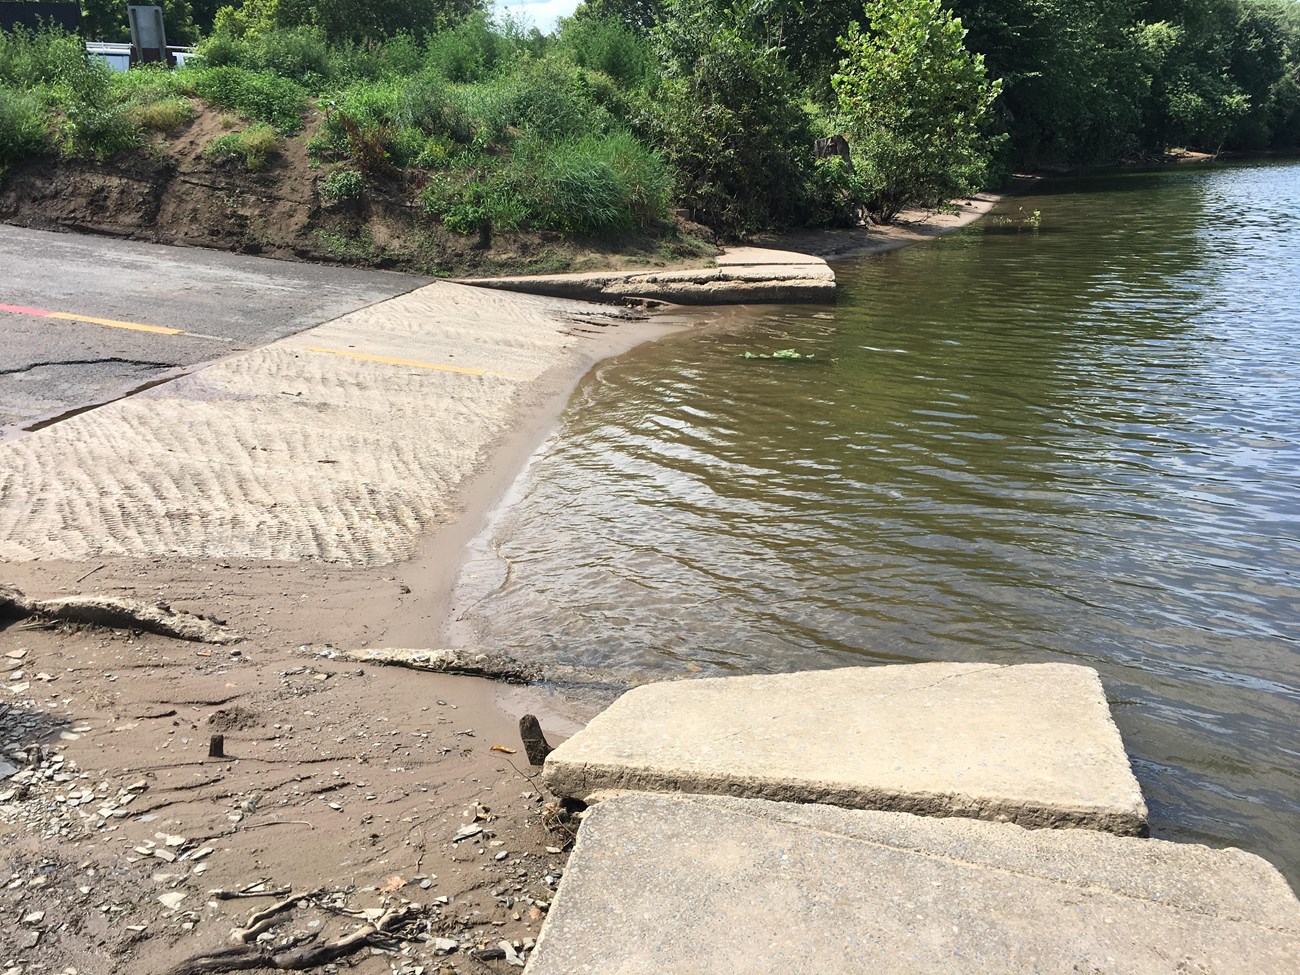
[558,15,656,88]
[833,0,1002,221]
[183,66,307,134]
[487,58,613,140]
[420,169,528,235]
[648,6,814,234]
[0,26,88,89]
[425,13,505,83]
[399,74,474,143]
[205,123,279,170]
[320,167,364,201]
[59,101,139,158]
[0,85,47,169]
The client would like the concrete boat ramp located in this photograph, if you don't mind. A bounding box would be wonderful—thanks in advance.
[529,663,1300,973]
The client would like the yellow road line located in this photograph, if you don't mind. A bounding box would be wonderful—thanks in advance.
[297,345,518,380]
[47,311,184,335]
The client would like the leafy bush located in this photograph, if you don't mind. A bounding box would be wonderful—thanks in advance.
[183,67,307,134]
[399,74,475,143]
[320,167,364,201]
[205,123,279,170]
[420,169,528,235]
[488,58,613,140]
[16,32,144,160]
[0,86,47,169]
[558,14,656,88]
[0,25,88,89]
[648,3,814,234]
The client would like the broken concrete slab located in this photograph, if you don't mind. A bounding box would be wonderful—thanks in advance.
[528,794,1300,975]
[543,662,1148,834]
[456,261,835,306]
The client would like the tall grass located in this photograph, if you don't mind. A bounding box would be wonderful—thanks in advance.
[0,87,46,169]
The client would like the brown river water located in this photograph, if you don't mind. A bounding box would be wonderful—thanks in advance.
[456,161,1300,883]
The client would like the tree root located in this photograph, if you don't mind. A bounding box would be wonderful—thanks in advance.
[164,906,415,975]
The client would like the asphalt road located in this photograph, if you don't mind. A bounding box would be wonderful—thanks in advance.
[0,226,428,432]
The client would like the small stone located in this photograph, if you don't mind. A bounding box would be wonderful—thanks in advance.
[500,941,524,967]
[433,938,458,954]
[158,891,187,910]
[22,909,45,924]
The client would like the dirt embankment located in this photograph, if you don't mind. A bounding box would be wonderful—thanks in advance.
[0,104,716,280]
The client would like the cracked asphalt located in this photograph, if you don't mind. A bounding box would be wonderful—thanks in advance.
[1,225,428,432]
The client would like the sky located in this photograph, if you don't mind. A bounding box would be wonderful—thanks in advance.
[494,0,583,33]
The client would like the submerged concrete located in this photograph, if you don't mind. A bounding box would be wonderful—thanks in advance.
[543,662,1148,834]
[528,794,1300,975]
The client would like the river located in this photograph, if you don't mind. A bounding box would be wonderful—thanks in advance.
[455,161,1300,884]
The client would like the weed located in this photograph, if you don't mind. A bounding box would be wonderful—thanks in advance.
[320,168,364,201]
[205,123,279,170]
[129,98,193,132]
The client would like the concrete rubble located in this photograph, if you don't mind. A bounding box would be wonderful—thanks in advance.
[543,662,1149,834]
[528,793,1300,975]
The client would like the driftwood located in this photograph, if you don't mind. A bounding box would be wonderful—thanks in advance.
[165,902,415,975]
[232,890,319,943]
[333,647,542,683]
[0,584,240,644]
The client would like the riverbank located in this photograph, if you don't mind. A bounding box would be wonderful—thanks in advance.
[757,192,1002,260]
[0,197,1002,973]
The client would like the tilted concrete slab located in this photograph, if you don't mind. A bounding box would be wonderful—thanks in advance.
[543,662,1148,834]
[456,253,835,305]
[527,794,1300,975]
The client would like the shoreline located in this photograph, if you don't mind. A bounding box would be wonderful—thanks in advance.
[0,197,1002,973]
[756,192,1002,261]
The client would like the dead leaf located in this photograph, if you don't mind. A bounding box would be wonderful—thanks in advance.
[490,745,517,754]
[378,874,405,894]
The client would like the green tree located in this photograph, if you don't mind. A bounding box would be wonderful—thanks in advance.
[833,0,1002,221]
[647,0,815,234]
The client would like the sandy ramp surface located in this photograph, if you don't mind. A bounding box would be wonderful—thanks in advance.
[0,282,640,566]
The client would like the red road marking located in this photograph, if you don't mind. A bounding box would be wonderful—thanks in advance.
[0,302,53,317]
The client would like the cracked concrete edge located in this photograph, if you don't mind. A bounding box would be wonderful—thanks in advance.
[551,766,1148,835]
[542,663,1150,835]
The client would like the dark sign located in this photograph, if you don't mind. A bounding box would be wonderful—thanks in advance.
[0,2,83,32]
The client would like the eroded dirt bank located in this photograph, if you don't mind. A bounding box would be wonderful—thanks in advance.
[0,104,716,281]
